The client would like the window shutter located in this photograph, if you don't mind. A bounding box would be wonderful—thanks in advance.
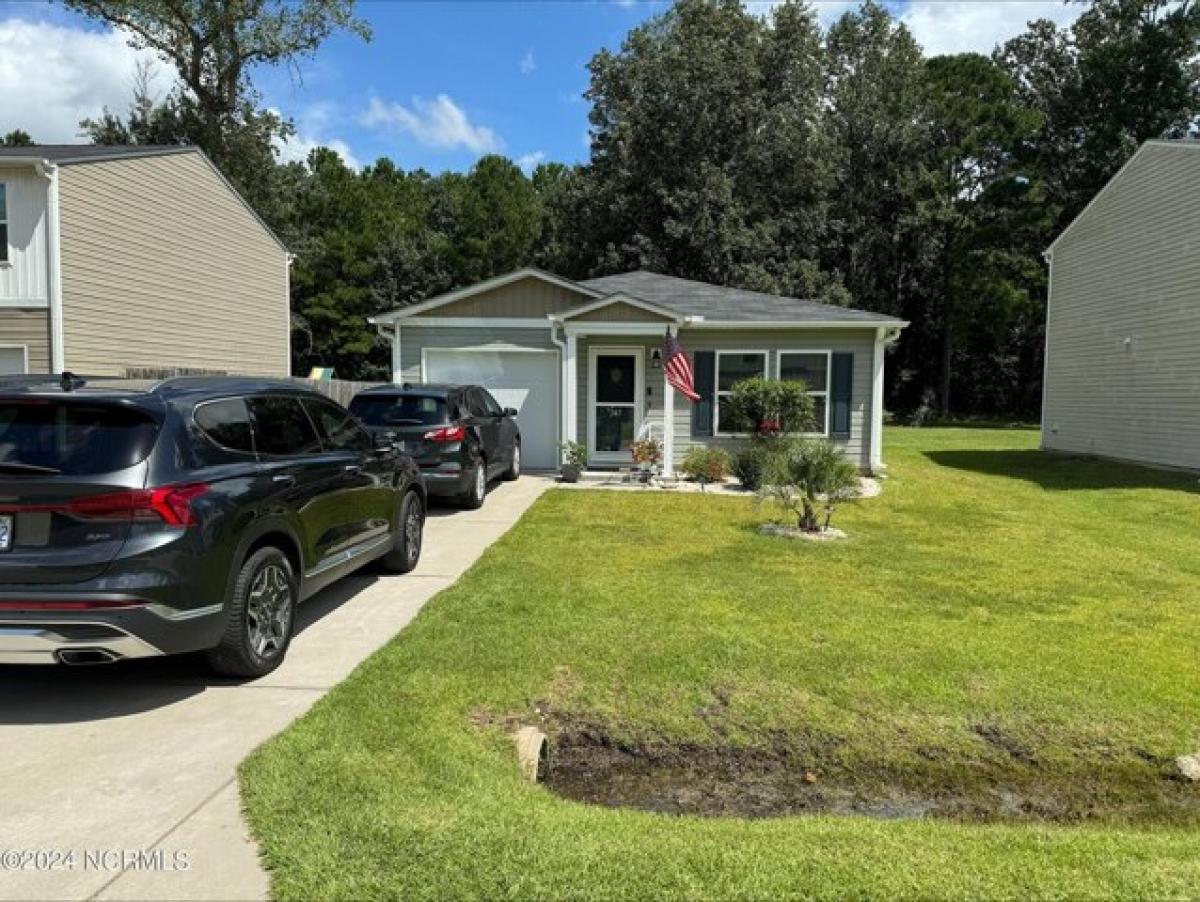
[830,353,853,439]
[691,351,715,437]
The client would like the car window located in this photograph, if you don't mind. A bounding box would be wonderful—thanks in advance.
[194,398,255,455]
[465,389,489,418]
[348,394,449,427]
[478,390,503,417]
[0,399,160,476]
[247,396,322,457]
[304,398,372,453]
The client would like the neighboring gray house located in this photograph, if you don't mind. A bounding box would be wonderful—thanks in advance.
[370,269,905,473]
[1042,139,1200,471]
[0,145,290,378]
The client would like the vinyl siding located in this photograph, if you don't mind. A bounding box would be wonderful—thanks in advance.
[1044,142,1200,470]
[0,166,49,305]
[427,277,591,318]
[0,309,50,371]
[56,153,289,377]
[397,326,558,381]
[569,302,673,323]
[577,329,877,469]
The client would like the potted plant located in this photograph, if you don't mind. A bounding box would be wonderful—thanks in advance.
[631,438,662,482]
[559,441,588,483]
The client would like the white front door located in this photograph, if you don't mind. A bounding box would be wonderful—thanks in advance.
[588,347,645,463]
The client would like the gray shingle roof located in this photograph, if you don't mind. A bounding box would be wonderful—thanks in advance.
[579,271,903,325]
[0,144,196,163]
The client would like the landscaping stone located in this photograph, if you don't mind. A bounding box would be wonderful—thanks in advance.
[1174,753,1200,781]
[759,524,848,541]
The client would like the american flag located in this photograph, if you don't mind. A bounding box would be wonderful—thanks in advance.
[662,328,700,402]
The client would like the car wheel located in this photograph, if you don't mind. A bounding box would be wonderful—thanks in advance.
[380,489,424,574]
[461,458,486,509]
[205,547,296,678]
[503,441,521,481]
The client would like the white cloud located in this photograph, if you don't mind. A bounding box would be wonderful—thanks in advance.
[516,150,545,173]
[275,133,362,171]
[899,1,1083,57]
[361,95,502,154]
[0,18,175,142]
[519,51,536,75]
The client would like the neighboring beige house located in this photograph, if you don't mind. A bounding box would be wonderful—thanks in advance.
[0,145,290,378]
[370,269,906,473]
[1042,139,1200,471]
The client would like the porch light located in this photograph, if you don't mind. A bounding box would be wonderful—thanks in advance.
[650,348,662,369]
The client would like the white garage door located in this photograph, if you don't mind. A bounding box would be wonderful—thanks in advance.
[424,349,560,470]
[0,347,27,374]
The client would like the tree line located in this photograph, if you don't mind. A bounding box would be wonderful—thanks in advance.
[12,0,1200,417]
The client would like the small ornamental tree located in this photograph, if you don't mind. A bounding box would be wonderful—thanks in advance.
[758,438,860,532]
[723,378,816,437]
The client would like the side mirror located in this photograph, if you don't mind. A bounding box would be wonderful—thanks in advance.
[503,407,518,418]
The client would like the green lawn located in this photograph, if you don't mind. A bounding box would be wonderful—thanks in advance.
[241,428,1200,899]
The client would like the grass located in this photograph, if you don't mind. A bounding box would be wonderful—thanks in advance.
[241,428,1200,899]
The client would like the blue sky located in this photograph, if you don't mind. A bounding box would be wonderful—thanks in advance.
[0,1,1082,173]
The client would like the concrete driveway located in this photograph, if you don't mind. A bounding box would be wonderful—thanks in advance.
[0,475,552,902]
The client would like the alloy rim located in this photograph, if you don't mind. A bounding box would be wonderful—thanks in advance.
[246,563,292,658]
[513,445,520,476]
[476,465,486,501]
[405,501,423,564]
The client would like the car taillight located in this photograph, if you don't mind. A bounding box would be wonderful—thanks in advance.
[67,483,210,526]
[423,425,467,442]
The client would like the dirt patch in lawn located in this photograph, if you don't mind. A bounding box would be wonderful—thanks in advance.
[543,725,1200,824]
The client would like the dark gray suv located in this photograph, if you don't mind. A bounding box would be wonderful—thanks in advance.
[0,376,426,677]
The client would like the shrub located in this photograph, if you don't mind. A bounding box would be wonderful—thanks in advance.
[757,438,860,532]
[680,447,732,482]
[732,445,767,491]
[723,378,816,436]
[559,441,588,469]
[631,438,662,467]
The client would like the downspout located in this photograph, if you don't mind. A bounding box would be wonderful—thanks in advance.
[1040,249,1053,450]
[373,321,401,384]
[39,161,65,373]
[284,253,294,377]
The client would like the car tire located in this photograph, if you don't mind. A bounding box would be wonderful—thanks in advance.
[461,458,487,509]
[503,441,521,481]
[205,547,296,678]
[379,489,424,574]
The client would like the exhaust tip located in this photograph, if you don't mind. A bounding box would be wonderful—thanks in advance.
[57,648,120,666]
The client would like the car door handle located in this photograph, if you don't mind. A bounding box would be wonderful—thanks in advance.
[272,474,296,486]
[343,463,362,474]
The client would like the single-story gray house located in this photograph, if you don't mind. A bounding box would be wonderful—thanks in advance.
[0,144,290,378]
[370,269,905,473]
[1042,139,1200,471]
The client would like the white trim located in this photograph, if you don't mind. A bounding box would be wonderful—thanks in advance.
[776,349,832,437]
[714,349,768,436]
[401,316,552,329]
[565,331,578,445]
[0,299,49,309]
[564,322,674,337]
[368,268,600,324]
[662,371,675,476]
[284,254,293,378]
[555,292,683,322]
[1047,141,1200,254]
[587,345,645,463]
[44,164,64,372]
[870,329,885,472]
[549,322,569,447]
[683,320,906,330]
[0,344,29,374]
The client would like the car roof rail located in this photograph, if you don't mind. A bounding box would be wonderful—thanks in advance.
[0,371,95,392]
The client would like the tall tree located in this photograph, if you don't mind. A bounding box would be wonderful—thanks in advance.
[1,130,35,146]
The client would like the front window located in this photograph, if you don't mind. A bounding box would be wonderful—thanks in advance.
[0,184,8,263]
[778,351,831,435]
[715,351,767,435]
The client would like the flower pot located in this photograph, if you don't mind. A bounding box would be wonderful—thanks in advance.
[561,464,581,483]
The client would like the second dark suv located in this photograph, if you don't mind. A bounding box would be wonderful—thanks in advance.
[0,376,426,677]
[349,384,520,508]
